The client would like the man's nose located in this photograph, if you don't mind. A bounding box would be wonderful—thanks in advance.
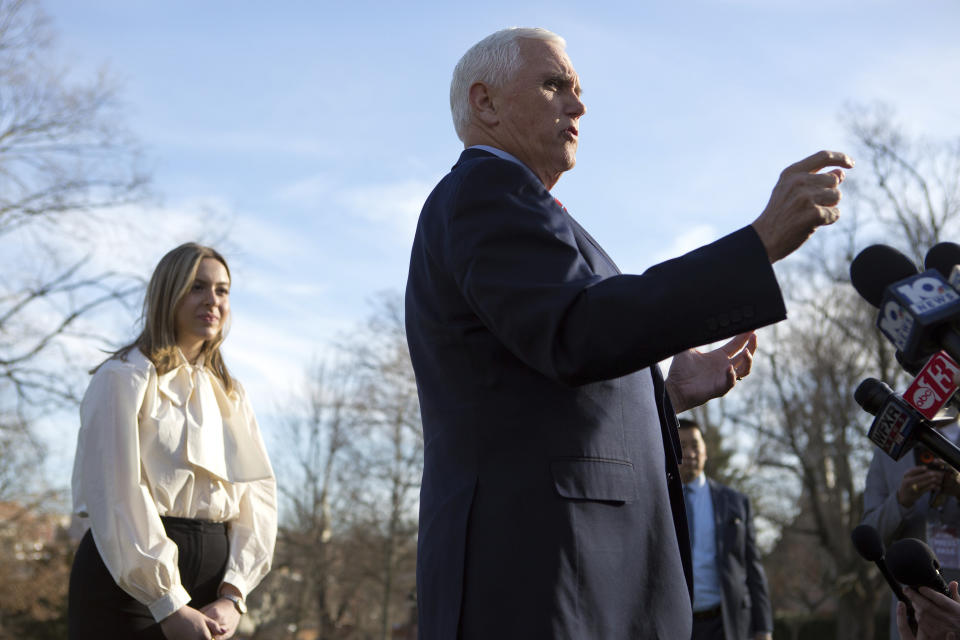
[569,94,586,118]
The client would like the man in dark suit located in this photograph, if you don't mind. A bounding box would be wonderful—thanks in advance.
[678,418,773,640]
[405,27,852,639]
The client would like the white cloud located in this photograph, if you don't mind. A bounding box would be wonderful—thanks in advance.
[273,173,437,249]
[651,224,720,264]
[335,178,433,241]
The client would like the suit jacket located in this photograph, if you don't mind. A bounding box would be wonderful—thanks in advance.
[405,148,787,639]
[705,478,773,639]
[862,447,960,640]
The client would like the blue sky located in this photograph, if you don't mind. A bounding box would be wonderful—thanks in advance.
[36,0,960,474]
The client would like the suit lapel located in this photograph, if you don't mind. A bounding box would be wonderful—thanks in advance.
[709,479,725,550]
[567,214,621,276]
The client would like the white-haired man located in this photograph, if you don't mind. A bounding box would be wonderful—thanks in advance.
[405,27,852,639]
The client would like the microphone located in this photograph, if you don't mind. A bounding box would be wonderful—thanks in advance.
[850,244,918,307]
[849,247,950,380]
[925,242,960,291]
[853,378,960,470]
[886,537,952,598]
[896,349,930,377]
[851,524,916,630]
[849,245,960,364]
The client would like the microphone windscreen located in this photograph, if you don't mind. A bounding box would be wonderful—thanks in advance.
[924,242,960,278]
[895,350,926,376]
[851,524,885,562]
[854,378,893,417]
[850,245,919,307]
[887,538,945,590]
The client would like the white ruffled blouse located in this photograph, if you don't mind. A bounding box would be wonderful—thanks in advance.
[71,348,277,622]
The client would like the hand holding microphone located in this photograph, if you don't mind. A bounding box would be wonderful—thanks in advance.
[898,582,960,640]
[898,465,949,508]
[880,536,960,640]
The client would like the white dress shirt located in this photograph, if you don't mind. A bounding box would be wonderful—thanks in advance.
[71,347,277,621]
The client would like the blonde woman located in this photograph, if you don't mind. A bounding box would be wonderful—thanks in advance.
[68,243,276,640]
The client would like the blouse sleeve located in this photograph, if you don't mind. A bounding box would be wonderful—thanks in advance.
[861,450,911,546]
[72,362,191,621]
[221,385,278,598]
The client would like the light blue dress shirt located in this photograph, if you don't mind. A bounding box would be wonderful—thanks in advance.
[468,144,524,167]
[685,473,723,611]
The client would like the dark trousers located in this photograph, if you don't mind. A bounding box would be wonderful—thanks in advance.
[68,516,228,640]
[692,606,726,640]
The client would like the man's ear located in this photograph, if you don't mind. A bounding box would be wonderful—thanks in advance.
[468,81,499,126]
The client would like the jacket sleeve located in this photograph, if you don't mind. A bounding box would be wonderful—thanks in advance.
[72,363,191,621]
[861,451,912,547]
[443,158,787,386]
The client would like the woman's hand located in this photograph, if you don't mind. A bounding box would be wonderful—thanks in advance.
[159,605,225,640]
[200,598,242,639]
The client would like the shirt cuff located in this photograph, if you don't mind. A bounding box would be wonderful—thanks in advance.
[897,497,915,518]
[220,571,250,600]
[148,584,192,622]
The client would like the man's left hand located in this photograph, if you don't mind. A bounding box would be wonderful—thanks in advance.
[665,332,757,413]
[754,633,773,640]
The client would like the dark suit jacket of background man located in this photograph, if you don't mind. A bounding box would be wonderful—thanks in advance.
[704,478,773,639]
[404,148,787,639]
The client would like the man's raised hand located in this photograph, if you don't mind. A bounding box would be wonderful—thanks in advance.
[751,150,855,263]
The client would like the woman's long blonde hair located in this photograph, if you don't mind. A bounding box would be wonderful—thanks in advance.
[104,243,235,393]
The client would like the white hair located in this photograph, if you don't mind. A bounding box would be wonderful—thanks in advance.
[450,27,566,142]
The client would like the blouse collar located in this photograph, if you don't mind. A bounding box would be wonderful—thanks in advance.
[142,349,272,483]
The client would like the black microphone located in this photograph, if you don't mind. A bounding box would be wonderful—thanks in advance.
[896,350,928,376]
[887,537,952,598]
[849,246,955,380]
[851,524,916,630]
[850,245,960,364]
[850,244,919,307]
[925,241,960,289]
[853,378,960,470]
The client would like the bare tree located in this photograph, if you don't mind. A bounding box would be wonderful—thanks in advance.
[262,361,360,639]
[344,293,421,640]
[0,0,147,236]
[0,5,149,636]
[261,293,422,640]
[0,0,147,511]
[730,104,960,638]
[842,102,960,259]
